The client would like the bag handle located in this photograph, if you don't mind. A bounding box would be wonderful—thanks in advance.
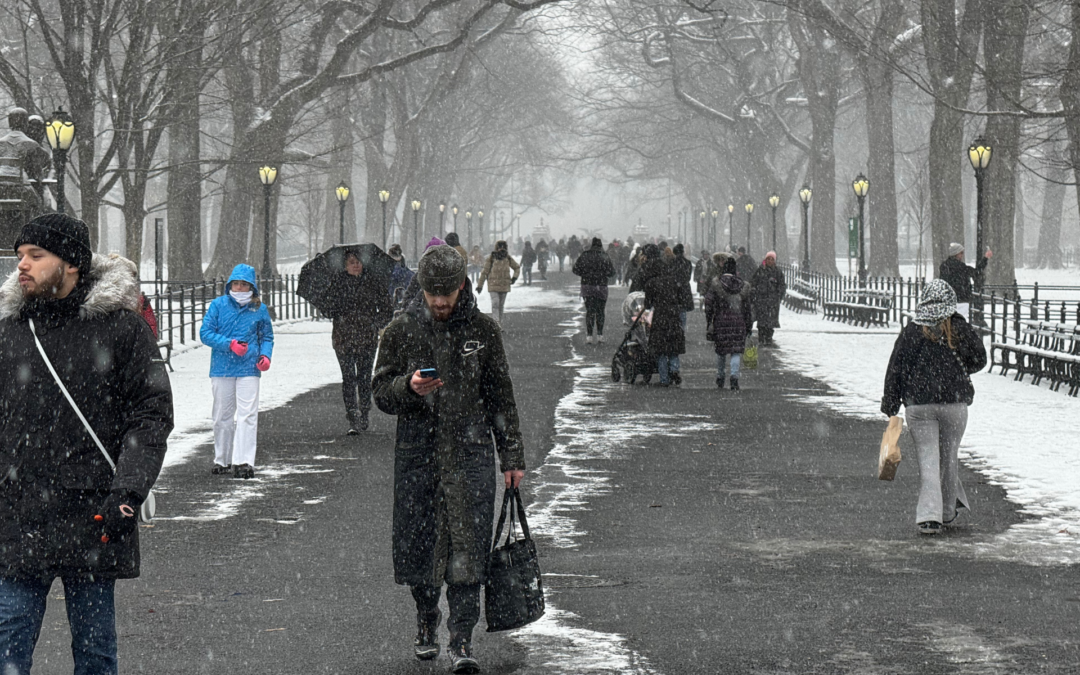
[28,319,116,472]
[492,487,531,550]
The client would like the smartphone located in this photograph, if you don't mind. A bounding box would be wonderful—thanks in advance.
[418,368,438,379]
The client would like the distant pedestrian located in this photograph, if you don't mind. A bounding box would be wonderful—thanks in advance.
[325,250,393,433]
[643,251,685,386]
[555,237,568,272]
[705,256,752,391]
[735,246,757,281]
[469,245,484,282]
[536,239,550,280]
[938,242,992,320]
[200,264,274,479]
[694,249,714,300]
[567,235,582,264]
[477,240,521,325]
[572,237,615,344]
[138,292,159,338]
[881,279,987,535]
[629,243,662,293]
[751,251,786,347]
[388,244,415,312]
[444,232,468,262]
[672,243,694,330]
[520,241,536,285]
[372,245,525,674]
[0,214,173,675]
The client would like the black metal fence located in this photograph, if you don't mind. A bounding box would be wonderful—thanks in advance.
[142,274,315,351]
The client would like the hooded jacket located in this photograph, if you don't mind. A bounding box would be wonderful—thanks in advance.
[372,280,524,586]
[478,250,520,293]
[705,273,752,354]
[572,244,615,286]
[0,254,173,579]
[938,256,987,304]
[200,264,275,377]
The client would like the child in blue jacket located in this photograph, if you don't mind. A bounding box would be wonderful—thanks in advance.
[199,264,274,479]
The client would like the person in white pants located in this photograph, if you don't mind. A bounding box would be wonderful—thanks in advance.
[200,264,274,479]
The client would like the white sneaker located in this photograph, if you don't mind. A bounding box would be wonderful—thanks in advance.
[586,335,593,344]
[598,335,606,344]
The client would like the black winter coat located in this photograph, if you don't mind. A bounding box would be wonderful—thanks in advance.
[672,255,695,311]
[939,256,987,304]
[644,268,686,356]
[705,274,752,355]
[372,281,525,587]
[327,271,392,353]
[572,247,615,286]
[881,314,987,416]
[736,254,758,282]
[751,264,786,330]
[0,255,173,579]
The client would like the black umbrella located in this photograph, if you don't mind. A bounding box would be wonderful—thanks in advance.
[296,243,396,316]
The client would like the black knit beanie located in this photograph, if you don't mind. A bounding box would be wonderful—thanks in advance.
[14,213,93,275]
[418,245,467,295]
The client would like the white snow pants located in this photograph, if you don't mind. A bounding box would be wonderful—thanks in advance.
[906,403,970,525]
[211,376,261,467]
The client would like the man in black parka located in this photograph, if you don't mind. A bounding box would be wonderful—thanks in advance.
[0,214,173,674]
[372,245,524,674]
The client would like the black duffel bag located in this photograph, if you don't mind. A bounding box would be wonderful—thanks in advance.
[485,487,544,632]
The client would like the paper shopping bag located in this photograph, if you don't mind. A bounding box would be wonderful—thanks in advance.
[878,416,903,481]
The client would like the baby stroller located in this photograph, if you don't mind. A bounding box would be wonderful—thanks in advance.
[611,291,656,384]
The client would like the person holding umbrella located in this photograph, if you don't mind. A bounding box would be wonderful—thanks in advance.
[200,264,274,479]
[326,249,393,433]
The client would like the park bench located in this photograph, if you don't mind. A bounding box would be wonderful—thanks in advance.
[783,278,819,313]
[822,289,892,327]
[992,320,1080,395]
[156,337,174,372]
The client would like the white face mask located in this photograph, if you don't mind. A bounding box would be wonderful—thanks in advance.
[230,290,253,305]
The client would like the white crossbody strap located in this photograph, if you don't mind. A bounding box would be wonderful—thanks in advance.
[28,318,116,472]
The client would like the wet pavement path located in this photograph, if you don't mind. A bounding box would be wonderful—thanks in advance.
[30,272,1080,673]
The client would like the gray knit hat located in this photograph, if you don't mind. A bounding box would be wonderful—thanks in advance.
[948,242,964,257]
[418,244,467,295]
[914,279,958,326]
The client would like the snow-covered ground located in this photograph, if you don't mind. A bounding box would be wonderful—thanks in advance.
[776,306,1080,565]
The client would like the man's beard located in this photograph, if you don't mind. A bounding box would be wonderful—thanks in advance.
[22,264,66,300]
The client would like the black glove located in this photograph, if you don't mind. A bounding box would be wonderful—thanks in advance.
[95,490,142,542]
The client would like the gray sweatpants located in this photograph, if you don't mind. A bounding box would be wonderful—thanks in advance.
[906,403,971,525]
[490,291,508,324]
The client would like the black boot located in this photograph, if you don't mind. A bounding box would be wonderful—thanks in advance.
[346,410,361,435]
[413,608,441,661]
[730,378,740,391]
[448,637,479,674]
[358,409,369,431]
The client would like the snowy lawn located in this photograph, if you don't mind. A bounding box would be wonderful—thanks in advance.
[776,306,1080,564]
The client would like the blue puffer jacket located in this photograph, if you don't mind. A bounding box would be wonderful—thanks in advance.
[200,264,275,377]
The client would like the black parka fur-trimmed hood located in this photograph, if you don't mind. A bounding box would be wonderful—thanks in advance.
[0,253,140,322]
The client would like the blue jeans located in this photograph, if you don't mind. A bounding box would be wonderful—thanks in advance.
[0,576,117,675]
[679,311,687,331]
[657,354,680,384]
[716,353,742,382]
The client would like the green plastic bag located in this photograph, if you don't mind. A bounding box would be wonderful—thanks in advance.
[743,344,759,369]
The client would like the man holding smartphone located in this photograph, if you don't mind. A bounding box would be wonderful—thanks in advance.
[373,245,525,674]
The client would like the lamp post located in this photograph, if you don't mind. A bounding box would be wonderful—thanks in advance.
[769,194,779,252]
[699,211,706,251]
[711,209,718,252]
[465,210,473,250]
[45,107,75,214]
[452,204,459,233]
[968,136,992,293]
[411,200,422,260]
[727,204,734,250]
[439,202,446,233]
[335,182,350,244]
[799,184,812,271]
[378,189,390,248]
[258,165,278,280]
[478,207,485,250]
[852,173,870,285]
[744,202,754,255]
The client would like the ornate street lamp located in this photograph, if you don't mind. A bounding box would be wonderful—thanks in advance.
[699,211,706,251]
[45,107,75,214]
[968,136,992,293]
[852,173,870,284]
[335,182,350,244]
[378,189,391,248]
[799,184,812,271]
[727,204,734,249]
[465,209,473,251]
[744,202,754,255]
[439,202,446,233]
[411,199,422,260]
[258,165,278,279]
[769,194,780,252]
[711,209,719,252]
[478,207,485,251]
[452,204,459,233]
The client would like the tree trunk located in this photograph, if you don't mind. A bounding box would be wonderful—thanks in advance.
[324,86,355,246]
[1014,174,1025,266]
[1036,139,1067,269]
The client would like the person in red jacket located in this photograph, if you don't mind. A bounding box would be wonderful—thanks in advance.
[138,293,158,338]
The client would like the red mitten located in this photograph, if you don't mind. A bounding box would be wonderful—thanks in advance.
[230,340,248,357]
[256,356,271,372]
